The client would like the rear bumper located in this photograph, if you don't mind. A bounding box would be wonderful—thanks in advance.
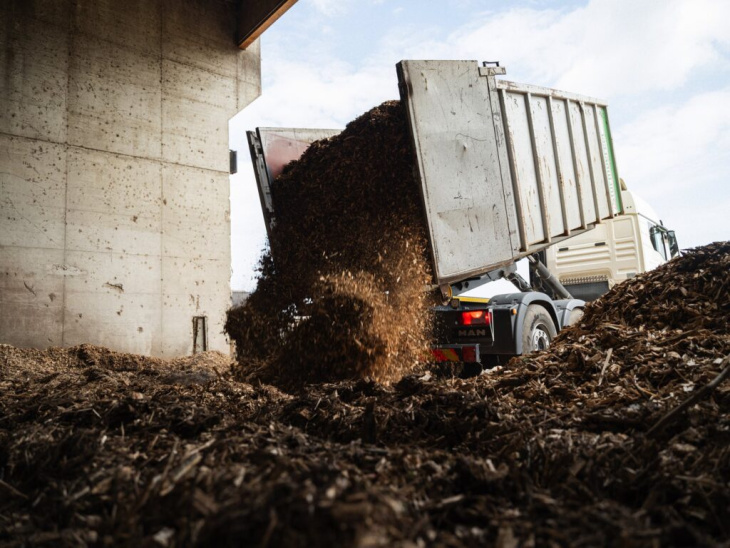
[430,344,481,364]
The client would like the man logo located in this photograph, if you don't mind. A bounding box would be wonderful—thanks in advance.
[458,329,487,337]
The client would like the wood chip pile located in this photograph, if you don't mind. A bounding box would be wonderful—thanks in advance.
[2,242,728,546]
[225,101,434,387]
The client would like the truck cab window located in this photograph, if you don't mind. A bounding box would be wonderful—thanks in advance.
[650,226,668,261]
[667,230,679,258]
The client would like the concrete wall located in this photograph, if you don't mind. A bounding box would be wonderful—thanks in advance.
[1,0,261,356]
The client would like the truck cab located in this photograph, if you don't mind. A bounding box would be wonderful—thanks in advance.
[544,182,679,301]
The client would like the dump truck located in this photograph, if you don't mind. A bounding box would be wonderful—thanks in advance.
[246,60,644,364]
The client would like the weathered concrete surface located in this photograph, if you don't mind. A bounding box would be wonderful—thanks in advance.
[238,39,262,108]
[68,34,163,159]
[0,246,66,348]
[162,59,236,171]
[0,135,67,250]
[0,0,71,143]
[1,0,262,356]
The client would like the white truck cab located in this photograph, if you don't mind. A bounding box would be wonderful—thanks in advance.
[544,181,679,301]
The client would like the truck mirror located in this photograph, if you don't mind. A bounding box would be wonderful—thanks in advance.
[668,230,679,257]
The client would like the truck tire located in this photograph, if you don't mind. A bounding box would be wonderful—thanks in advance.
[522,304,557,354]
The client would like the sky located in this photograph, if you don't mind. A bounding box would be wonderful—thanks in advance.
[229,0,730,292]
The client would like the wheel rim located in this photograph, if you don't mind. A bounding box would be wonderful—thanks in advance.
[531,324,551,351]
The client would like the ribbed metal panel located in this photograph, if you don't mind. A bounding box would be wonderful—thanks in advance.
[397,60,624,286]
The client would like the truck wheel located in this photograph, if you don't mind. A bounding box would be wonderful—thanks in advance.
[522,305,557,354]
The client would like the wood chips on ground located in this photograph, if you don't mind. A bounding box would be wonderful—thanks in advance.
[1,242,729,546]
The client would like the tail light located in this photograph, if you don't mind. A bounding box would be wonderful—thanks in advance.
[461,309,491,326]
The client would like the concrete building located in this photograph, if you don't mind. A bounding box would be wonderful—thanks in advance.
[1,0,293,356]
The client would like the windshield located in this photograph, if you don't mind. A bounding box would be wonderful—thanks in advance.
[649,225,673,260]
[650,225,667,260]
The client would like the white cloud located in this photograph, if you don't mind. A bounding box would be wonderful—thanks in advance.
[554,0,730,96]
[615,87,730,247]
[310,0,352,17]
[250,60,396,128]
[387,0,730,97]
[617,88,730,188]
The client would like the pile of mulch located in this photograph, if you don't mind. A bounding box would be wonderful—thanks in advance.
[226,101,435,387]
[1,242,728,546]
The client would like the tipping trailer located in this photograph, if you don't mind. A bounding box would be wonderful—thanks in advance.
[247,60,624,363]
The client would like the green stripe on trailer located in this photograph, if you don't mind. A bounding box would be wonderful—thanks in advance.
[599,107,623,214]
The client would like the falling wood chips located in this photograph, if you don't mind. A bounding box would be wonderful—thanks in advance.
[225,101,435,388]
